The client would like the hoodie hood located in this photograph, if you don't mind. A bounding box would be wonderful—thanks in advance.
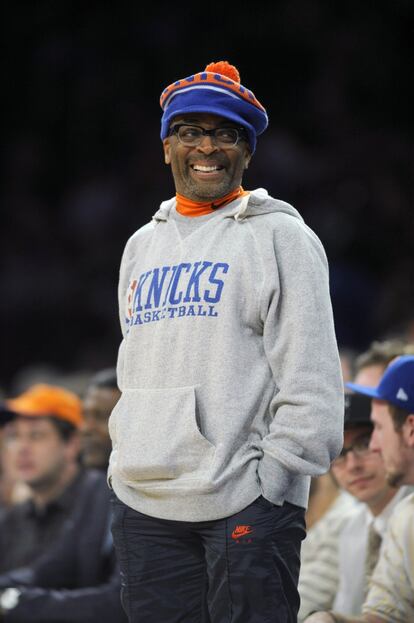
[152,188,304,225]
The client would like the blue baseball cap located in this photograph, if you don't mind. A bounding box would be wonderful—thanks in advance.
[346,355,414,413]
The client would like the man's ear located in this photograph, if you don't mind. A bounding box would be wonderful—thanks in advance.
[66,432,81,462]
[244,147,252,170]
[163,138,171,165]
[404,414,414,447]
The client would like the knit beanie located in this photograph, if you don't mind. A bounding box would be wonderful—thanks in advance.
[160,61,268,153]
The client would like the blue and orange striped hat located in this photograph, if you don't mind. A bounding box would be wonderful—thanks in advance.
[160,61,268,153]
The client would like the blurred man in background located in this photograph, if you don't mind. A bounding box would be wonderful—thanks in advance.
[0,384,86,572]
[298,338,412,620]
[330,393,411,616]
[331,340,414,616]
[305,355,414,623]
[0,371,127,623]
[0,425,29,519]
[81,368,120,470]
[352,339,411,388]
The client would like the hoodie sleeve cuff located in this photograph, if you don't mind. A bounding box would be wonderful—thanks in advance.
[257,452,292,506]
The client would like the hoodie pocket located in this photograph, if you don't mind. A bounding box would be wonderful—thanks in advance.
[113,386,215,485]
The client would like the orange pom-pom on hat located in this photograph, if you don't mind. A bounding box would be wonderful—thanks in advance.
[160,60,268,153]
[204,61,240,83]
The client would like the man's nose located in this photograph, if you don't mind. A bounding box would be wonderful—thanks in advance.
[196,135,219,154]
[369,430,380,453]
[344,450,363,469]
[16,438,31,455]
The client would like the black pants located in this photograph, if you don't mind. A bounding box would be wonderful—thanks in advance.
[111,494,306,623]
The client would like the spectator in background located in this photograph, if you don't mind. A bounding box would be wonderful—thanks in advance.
[0,423,29,519]
[352,338,412,388]
[329,393,411,616]
[0,371,127,623]
[305,355,414,622]
[328,343,414,617]
[81,368,120,470]
[298,338,413,620]
[0,384,85,571]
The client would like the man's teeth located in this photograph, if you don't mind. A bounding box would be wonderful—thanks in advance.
[192,165,222,172]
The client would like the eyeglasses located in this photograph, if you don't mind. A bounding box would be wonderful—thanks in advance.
[333,432,373,466]
[169,124,248,148]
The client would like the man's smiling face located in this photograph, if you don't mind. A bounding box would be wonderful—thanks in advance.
[162,113,251,202]
[331,426,393,508]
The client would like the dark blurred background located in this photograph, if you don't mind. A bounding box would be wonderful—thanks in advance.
[2,0,413,391]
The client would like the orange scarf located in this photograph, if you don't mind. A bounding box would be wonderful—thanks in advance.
[176,187,249,217]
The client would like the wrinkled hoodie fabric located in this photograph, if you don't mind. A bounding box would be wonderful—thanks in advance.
[108,188,344,522]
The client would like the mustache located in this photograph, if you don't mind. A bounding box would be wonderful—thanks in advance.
[188,156,228,166]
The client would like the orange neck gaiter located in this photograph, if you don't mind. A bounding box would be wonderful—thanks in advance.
[176,186,249,217]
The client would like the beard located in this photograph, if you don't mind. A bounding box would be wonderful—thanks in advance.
[181,173,235,201]
[384,433,410,488]
[386,469,405,488]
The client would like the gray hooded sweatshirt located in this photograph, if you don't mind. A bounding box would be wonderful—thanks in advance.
[108,188,344,521]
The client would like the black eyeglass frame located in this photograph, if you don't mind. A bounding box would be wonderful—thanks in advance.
[333,431,373,465]
[169,123,248,147]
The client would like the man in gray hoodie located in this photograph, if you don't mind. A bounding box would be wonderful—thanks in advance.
[109,60,344,623]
